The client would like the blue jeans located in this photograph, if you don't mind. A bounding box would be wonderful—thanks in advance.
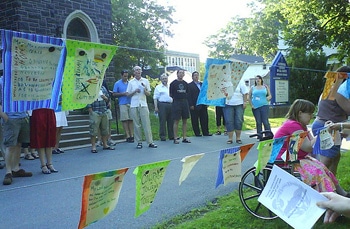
[252,105,271,134]
[223,104,244,132]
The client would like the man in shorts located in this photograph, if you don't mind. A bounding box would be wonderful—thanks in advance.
[87,85,115,153]
[169,69,191,144]
[0,77,32,185]
[113,70,134,143]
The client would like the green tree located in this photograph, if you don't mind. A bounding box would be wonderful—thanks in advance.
[286,48,328,104]
[111,0,176,75]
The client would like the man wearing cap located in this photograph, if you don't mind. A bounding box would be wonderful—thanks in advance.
[113,70,134,143]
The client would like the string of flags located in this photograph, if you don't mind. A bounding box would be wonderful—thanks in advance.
[77,125,338,228]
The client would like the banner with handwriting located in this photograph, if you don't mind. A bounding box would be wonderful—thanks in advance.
[133,160,170,217]
[1,29,65,112]
[61,39,117,110]
[78,168,129,229]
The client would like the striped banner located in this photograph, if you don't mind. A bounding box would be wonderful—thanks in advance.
[1,29,65,112]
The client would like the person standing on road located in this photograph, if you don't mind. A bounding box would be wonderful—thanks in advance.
[153,73,174,141]
[223,81,249,144]
[188,71,212,137]
[126,66,157,149]
[169,69,191,144]
[87,85,115,153]
[248,75,272,139]
[113,70,134,143]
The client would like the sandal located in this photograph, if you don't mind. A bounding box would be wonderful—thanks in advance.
[91,149,98,153]
[41,165,51,174]
[24,154,35,160]
[46,164,58,173]
[136,143,143,149]
[215,131,221,135]
[182,138,191,143]
[173,139,179,144]
[236,140,242,144]
[227,140,233,144]
[103,146,115,150]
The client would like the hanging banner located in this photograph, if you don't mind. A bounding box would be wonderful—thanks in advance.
[1,29,65,112]
[11,37,62,101]
[61,39,117,110]
[78,168,129,229]
[179,153,204,185]
[197,58,248,106]
[133,160,170,217]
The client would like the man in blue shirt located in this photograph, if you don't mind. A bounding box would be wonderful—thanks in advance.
[113,70,134,143]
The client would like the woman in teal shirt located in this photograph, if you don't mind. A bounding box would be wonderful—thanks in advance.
[248,75,272,138]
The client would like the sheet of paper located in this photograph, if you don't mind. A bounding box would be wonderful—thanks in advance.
[258,165,327,229]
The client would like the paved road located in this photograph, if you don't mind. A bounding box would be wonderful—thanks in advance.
[0,129,265,229]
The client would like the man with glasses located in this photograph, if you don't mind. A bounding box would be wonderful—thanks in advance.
[126,66,157,149]
[113,70,134,143]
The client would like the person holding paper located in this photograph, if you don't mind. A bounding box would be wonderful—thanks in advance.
[317,192,350,223]
[274,99,348,195]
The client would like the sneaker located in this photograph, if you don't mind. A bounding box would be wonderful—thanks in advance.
[149,143,158,148]
[52,149,60,154]
[24,154,35,160]
[107,140,117,146]
[3,173,12,185]
[96,141,102,147]
[12,169,32,177]
[57,148,65,153]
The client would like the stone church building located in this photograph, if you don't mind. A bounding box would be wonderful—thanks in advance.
[0,0,114,78]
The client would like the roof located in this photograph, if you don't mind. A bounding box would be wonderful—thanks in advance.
[229,54,265,64]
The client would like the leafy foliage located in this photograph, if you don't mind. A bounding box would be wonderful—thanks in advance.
[286,48,328,104]
[111,0,176,75]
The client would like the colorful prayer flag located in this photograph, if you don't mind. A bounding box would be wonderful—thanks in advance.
[61,39,117,110]
[133,160,170,217]
[78,168,129,229]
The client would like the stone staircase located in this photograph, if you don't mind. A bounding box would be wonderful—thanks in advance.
[60,110,125,151]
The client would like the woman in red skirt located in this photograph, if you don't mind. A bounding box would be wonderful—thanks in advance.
[30,108,58,174]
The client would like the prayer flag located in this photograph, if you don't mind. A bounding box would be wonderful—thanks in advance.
[179,153,204,185]
[133,160,170,217]
[215,146,241,188]
[61,39,117,110]
[78,168,129,229]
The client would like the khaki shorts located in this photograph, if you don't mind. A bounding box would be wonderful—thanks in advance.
[89,111,109,136]
[119,104,132,121]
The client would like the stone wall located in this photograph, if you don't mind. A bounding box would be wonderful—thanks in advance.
[0,0,115,79]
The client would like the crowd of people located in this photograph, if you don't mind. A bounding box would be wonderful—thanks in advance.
[2,65,350,224]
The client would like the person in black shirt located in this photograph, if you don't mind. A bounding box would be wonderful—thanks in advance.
[169,70,191,144]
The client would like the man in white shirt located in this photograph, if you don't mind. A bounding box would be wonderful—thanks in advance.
[126,66,157,149]
[153,74,174,141]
